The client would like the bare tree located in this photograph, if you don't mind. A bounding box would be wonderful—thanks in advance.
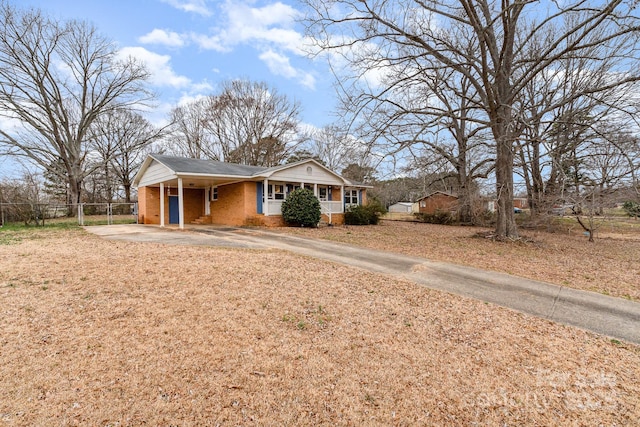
[303,0,640,239]
[304,125,368,172]
[203,80,302,167]
[385,66,495,223]
[0,2,152,215]
[166,98,219,160]
[0,170,44,225]
[90,109,164,203]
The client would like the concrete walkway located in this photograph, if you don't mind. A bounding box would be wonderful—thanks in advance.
[85,224,640,345]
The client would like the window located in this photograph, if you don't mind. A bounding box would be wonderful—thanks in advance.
[268,184,285,200]
[211,186,218,201]
[345,189,359,205]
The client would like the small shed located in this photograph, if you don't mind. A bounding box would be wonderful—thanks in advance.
[416,191,458,214]
[388,202,414,213]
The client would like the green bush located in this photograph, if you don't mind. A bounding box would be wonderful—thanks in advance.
[623,201,640,218]
[281,188,321,227]
[344,201,385,225]
[414,210,455,225]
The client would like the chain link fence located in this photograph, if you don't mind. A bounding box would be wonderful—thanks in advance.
[0,202,137,227]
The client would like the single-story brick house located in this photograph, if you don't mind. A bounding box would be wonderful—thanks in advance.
[133,154,370,228]
[416,191,458,214]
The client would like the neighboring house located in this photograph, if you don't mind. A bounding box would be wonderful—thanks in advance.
[513,197,529,209]
[133,154,370,228]
[416,191,458,214]
[483,197,528,213]
[388,202,414,213]
[484,199,496,213]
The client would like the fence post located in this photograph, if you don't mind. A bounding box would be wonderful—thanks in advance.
[78,203,84,226]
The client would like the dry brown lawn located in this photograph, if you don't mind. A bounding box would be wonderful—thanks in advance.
[1,226,639,426]
[283,220,640,301]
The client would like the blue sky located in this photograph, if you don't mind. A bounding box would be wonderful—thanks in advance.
[17,0,338,128]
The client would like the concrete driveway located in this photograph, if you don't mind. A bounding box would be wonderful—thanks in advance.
[85,224,640,345]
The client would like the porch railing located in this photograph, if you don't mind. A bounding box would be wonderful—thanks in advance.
[263,200,343,218]
[320,201,343,224]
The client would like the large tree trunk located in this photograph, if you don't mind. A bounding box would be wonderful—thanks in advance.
[124,183,132,204]
[493,107,517,239]
[529,139,546,219]
[457,159,473,223]
[495,141,517,238]
[68,176,83,218]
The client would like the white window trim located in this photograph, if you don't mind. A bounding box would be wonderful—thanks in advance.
[345,189,359,206]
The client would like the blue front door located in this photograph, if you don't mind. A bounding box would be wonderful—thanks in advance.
[169,196,179,224]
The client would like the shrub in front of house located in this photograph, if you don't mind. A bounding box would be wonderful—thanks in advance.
[344,201,385,225]
[281,188,321,227]
[414,210,455,225]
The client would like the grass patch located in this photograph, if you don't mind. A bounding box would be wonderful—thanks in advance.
[0,232,21,245]
[1,220,78,231]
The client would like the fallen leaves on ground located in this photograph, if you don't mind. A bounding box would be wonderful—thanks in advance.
[0,227,638,426]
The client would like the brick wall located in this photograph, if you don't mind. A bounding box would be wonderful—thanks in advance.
[418,194,458,214]
[322,213,344,225]
[210,182,258,226]
[139,186,161,224]
[183,189,204,223]
[331,186,342,202]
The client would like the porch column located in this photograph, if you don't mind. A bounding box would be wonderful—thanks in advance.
[340,185,345,213]
[205,187,211,215]
[159,183,165,227]
[178,177,184,229]
[313,183,317,196]
[263,179,269,216]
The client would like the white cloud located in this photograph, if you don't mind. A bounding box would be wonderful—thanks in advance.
[190,2,304,54]
[259,50,316,89]
[161,0,212,17]
[188,1,317,89]
[118,47,191,88]
[190,80,215,93]
[139,29,187,48]
[189,32,229,53]
[259,50,297,78]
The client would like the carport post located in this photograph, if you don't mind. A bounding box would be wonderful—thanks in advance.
[178,178,184,229]
[159,183,165,227]
[205,187,211,215]
[263,179,269,216]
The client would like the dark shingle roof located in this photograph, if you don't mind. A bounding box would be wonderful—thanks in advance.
[151,154,268,176]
